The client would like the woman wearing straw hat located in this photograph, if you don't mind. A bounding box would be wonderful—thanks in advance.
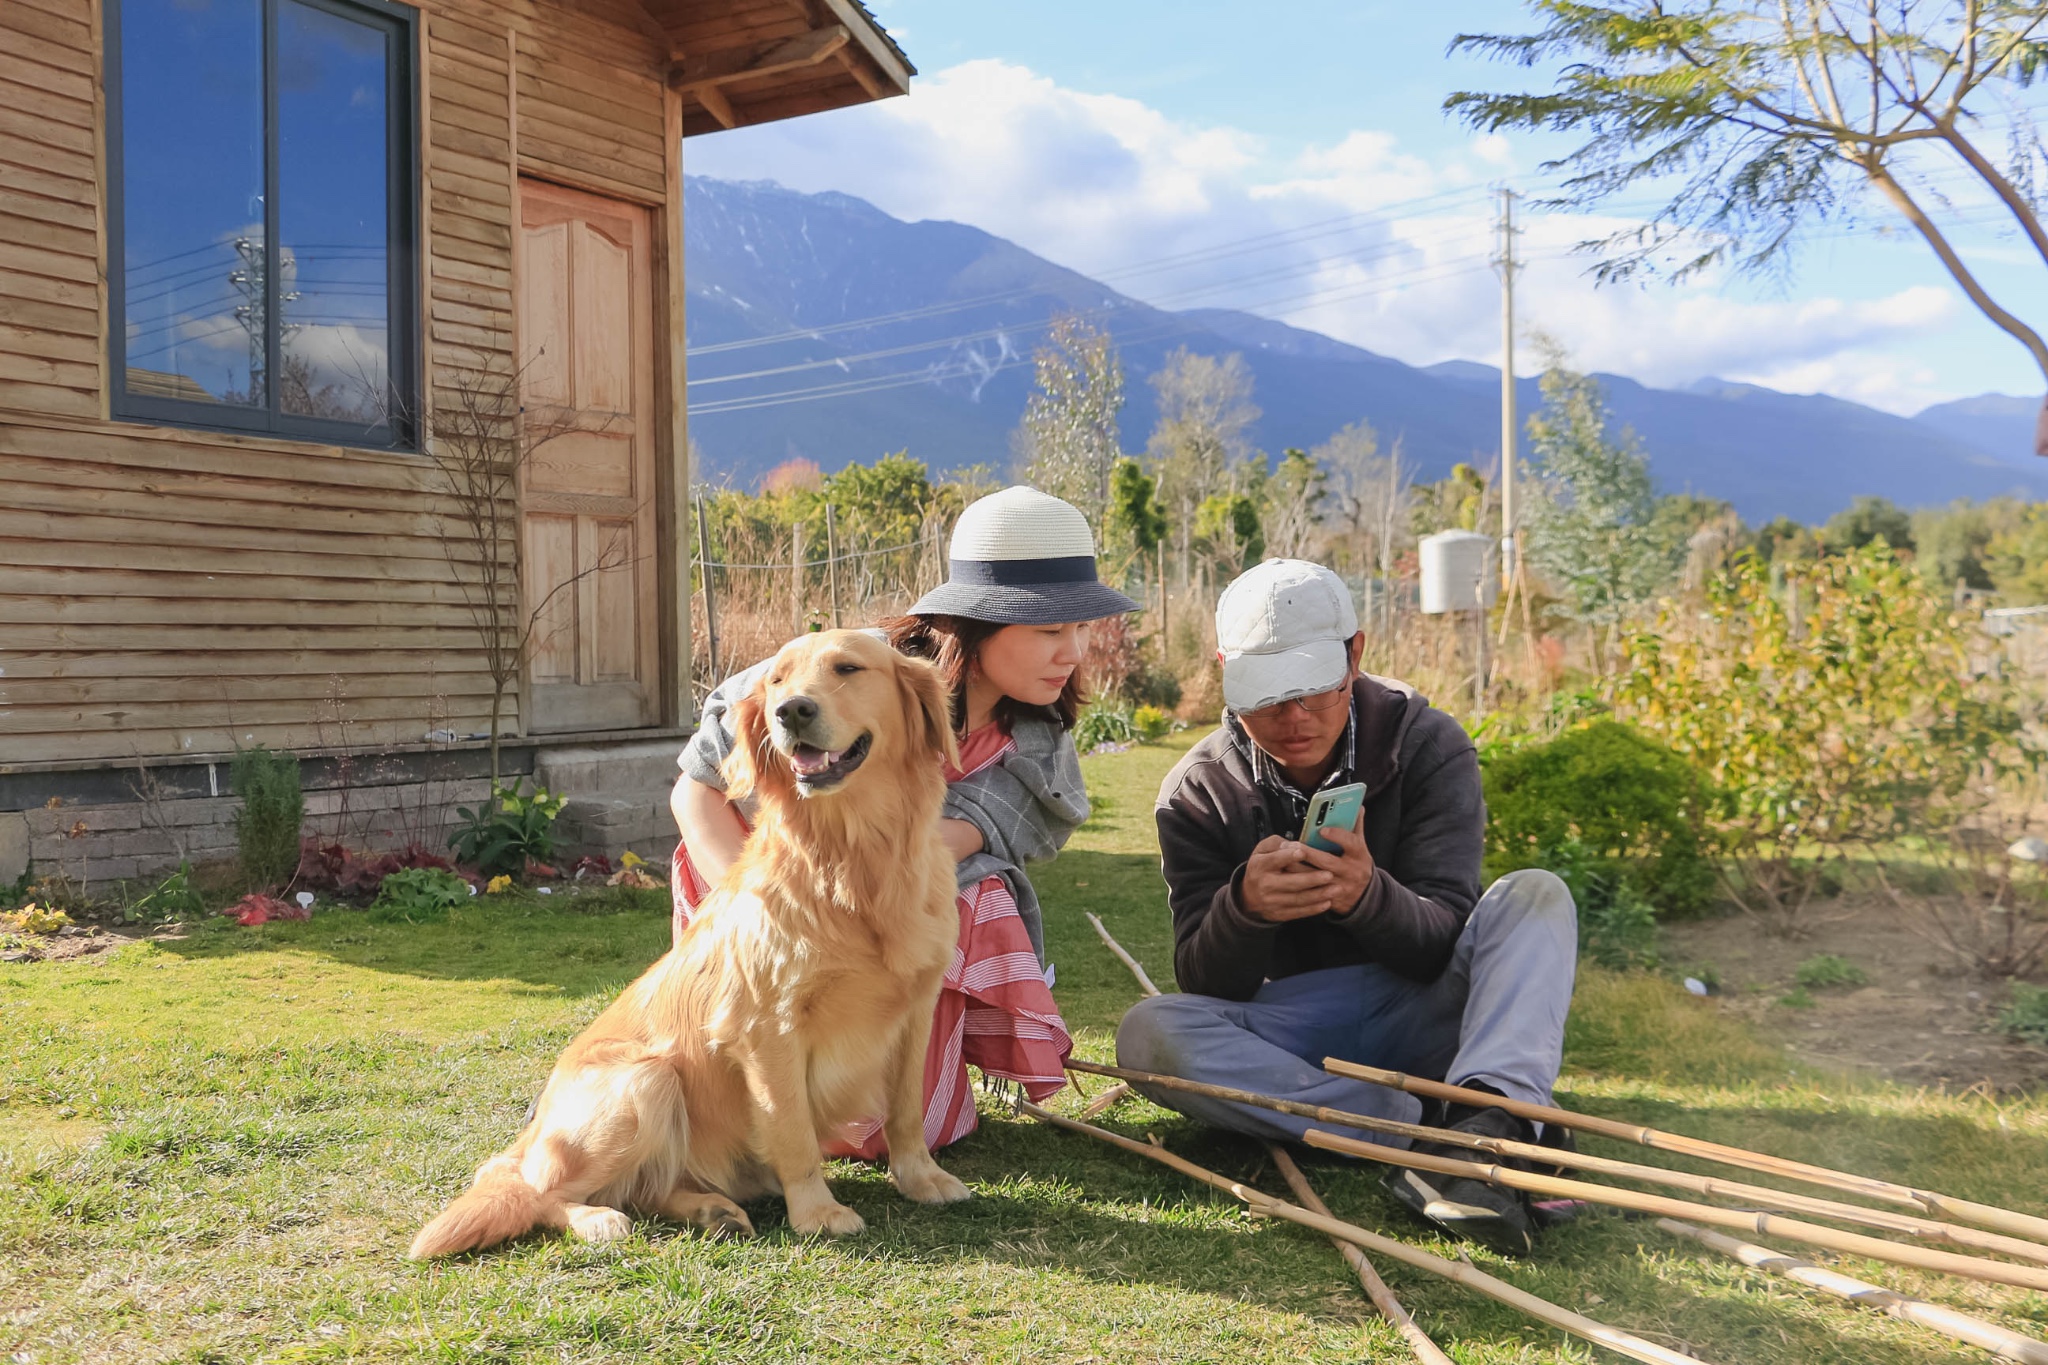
[671,486,1138,1155]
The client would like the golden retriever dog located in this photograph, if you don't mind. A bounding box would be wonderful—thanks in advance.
[409,630,969,1256]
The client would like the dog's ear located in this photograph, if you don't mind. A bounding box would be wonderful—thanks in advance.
[720,682,790,803]
[896,654,960,772]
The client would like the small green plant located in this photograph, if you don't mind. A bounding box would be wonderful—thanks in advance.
[1578,878,1661,971]
[1131,704,1173,743]
[126,862,206,924]
[1777,986,1816,1010]
[368,867,472,923]
[1794,954,1868,990]
[231,745,304,891]
[2000,983,2048,1045]
[1074,701,1139,752]
[449,783,569,878]
[1483,720,1714,919]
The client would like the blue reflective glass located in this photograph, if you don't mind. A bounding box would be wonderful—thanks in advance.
[278,0,390,429]
[119,0,266,407]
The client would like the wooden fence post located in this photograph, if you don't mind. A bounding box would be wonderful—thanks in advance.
[826,503,842,629]
[792,521,806,635]
[695,496,719,684]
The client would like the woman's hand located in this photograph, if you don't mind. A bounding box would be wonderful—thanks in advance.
[674,775,747,886]
[939,818,985,864]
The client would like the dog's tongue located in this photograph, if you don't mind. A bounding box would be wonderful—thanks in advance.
[790,744,843,776]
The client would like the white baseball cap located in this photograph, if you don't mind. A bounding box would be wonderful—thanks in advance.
[1215,559,1358,711]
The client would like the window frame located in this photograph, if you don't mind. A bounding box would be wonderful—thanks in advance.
[104,0,422,450]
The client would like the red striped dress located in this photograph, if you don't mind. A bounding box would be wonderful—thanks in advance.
[669,722,1073,1156]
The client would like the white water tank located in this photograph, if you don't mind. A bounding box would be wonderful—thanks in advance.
[1420,530,1496,614]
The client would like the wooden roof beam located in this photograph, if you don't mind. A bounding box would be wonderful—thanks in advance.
[696,80,739,129]
[668,23,850,92]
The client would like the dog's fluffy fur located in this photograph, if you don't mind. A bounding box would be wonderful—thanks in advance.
[409,631,969,1256]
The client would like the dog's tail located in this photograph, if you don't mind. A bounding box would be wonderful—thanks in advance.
[408,1160,566,1259]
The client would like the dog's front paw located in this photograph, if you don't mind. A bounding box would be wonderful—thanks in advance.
[893,1161,971,1205]
[787,1198,866,1237]
[567,1204,634,1243]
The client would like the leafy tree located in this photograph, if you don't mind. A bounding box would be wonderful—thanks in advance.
[1614,544,2037,930]
[1105,457,1168,571]
[1754,515,1822,563]
[1913,496,2028,589]
[1985,503,2048,599]
[1263,447,1328,559]
[1823,495,1915,553]
[1017,314,1125,525]
[1147,348,1260,586]
[1195,493,1264,579]
[1523,361,1681,667]
[1448,3,2048,384]
[1411,462,1490,535]
[820,452,933,551]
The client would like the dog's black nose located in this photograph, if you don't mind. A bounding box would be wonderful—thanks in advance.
[775,696,819,730]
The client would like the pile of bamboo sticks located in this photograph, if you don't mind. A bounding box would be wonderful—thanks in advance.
[1037,921,2048,1364]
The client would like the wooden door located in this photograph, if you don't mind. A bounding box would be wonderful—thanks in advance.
[517,179,658,733]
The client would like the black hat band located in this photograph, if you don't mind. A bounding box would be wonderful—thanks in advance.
[947,555,1099,586]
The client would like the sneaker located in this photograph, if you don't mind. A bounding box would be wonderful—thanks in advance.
[1381,1099,1538,1256]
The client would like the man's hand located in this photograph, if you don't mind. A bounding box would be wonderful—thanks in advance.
[1240,834,1339,922]
[1298,825,1376,917]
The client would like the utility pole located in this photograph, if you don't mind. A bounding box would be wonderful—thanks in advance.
[1495,188,1519,594]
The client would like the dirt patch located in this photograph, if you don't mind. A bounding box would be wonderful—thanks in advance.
[1664,894,2048,1093]
[0,923,169,965]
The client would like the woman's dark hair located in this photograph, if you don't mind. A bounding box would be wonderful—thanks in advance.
[881,615,1085,733]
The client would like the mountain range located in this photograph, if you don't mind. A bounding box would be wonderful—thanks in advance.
[682,176,2048,525]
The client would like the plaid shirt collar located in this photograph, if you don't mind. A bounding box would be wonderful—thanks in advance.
[1226,689,1360,831]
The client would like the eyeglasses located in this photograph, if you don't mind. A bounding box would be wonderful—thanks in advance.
[1239,684,1350,720]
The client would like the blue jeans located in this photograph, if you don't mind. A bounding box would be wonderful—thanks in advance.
[1114,870,1577,1148]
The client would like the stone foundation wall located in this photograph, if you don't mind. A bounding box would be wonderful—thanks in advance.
[0,737,686,890]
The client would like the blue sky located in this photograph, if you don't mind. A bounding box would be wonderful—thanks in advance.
[686,1,2048,415]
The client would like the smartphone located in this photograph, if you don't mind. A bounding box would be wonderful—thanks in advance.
[1299,781,1367,854]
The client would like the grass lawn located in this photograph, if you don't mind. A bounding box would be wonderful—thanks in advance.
[5,733,2048,1363]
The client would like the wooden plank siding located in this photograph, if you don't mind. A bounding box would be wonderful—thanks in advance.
[0,0,671,767]
[0,0,903,769]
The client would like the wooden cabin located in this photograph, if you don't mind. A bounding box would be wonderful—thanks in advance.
[0,0,911,880]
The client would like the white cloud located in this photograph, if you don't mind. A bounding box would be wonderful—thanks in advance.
[689,59,1981,414]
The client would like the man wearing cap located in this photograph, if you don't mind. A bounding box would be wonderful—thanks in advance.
[1116,559,1577,1255]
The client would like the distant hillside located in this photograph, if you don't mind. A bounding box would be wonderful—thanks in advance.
[1914,393,2041,470]
[683,177,2048,523]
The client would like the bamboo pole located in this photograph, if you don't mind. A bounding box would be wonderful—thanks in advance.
[1303,1128,2048,1293]
[1079,1083,1133,1120]
[791,521,806,636]
[1657,1219,2048,1365]
[1323,1058,2048,1246]
[695,497,719,682]
[1063,1058,2048,1266]
[1265,1143,1454,1365]
[1016,1100,1717,1365]
[1084,912,1161,998]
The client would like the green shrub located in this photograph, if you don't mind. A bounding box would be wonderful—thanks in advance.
[368,867,472,923]
[1074,701,1139,752]
[231,746,303,891]
[449,783,569,878]
[1483,720,1714,918]
[2001,983,2048,1045]
[1794,954,1867,989]
[1131,705,1173,743]
[1777,986,1817,1010]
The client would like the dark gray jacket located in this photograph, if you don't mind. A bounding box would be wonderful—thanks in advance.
[1154,674,1485,1001]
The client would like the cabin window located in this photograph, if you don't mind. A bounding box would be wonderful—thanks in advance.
[107,0,418,447]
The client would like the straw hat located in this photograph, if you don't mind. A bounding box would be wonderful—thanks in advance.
[909,486,1139,624]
